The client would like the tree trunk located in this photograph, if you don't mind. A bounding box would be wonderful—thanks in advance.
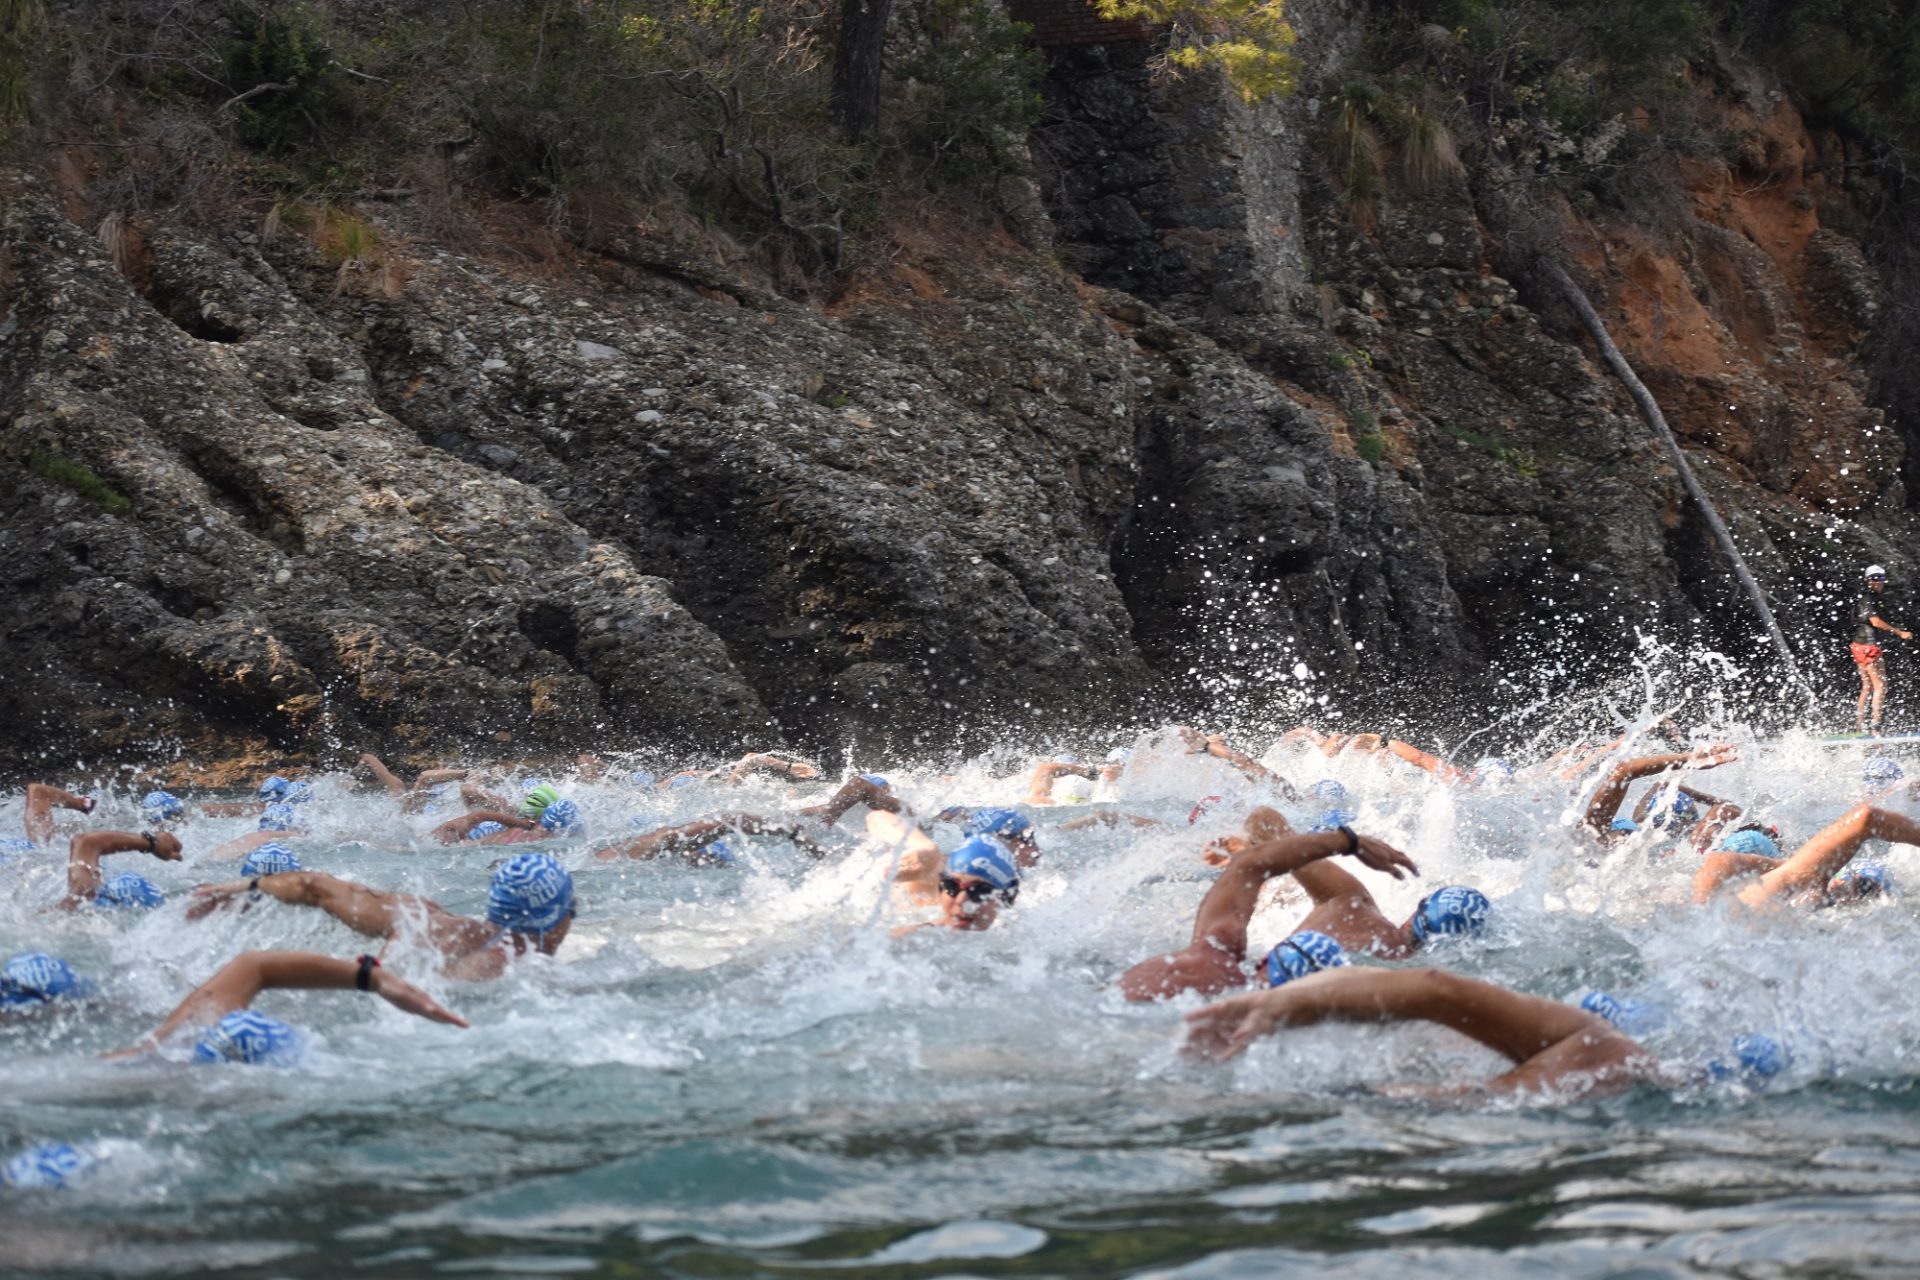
[831,0,892,140]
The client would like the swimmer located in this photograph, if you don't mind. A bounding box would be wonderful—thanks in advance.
[186,853,577,981]
[932,806,1041,868]
[1692,804,1920,908]
[23,783,94,846]
[0,953,93,1018]
[356,752,477,813]
[1581,743,1738,842]
[208,803,308,861]
[659,752,821,788]
[892,835,1023,934]
[107,950,467,1061]
[432,786,583,845]
[1117,810,1418,1001]
[1026,750,1132,804]
[61,830,182,909]
[1182,966,1656,1101]
[1277,817,1488,960]
[596,814,829,863]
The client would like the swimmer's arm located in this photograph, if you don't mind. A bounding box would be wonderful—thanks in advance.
[1204,735,1299,799]
[1384,740,1467,783]
[1026,760,1097,803]
[357,752,411,796]
[413,767,471,788]
[1745,804,1920,905]
[727,752,819,781]
[800,776,899,826]
[25,783,93,845]
[430,810,536,843]
[458,782,514,813]
[1058,811,1166,831]
[197,800,266,818]
[1584,745,1736,835]
[728,814,830,857]
[64,831,182,907]
[1191,831,1415,953]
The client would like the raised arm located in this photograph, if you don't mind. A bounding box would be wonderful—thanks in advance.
[1188,829,1416,962]
[1026,760,1098,803]
[357,752,411,796]
[1204,735,1300,799]
[800,776,901,826]
[25,783,93,845]
[125,950,467,1055]
[65,830,181,907]
[1582,744,1736,836]
[725,752,819,781]
[187,870,414,938]
[1384,740,1467,783]
[1743,804,1920,906]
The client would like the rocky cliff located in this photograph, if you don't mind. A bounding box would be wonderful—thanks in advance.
[1,0,1914,773]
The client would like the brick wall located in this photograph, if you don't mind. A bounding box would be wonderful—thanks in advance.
[1005,0,1160,46]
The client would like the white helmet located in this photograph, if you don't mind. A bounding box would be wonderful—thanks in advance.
[1867,564,1888,579]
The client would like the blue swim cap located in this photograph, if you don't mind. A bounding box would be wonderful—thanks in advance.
[467,821,506,841]
[487,853,576,935]
[1105,747,1132,764]
[283,780,314,804]
[667,775,698,790]
[1472,756,1514,781]
[1609,817,1641,834]
[1410,885,1490,944]
[1308,807,1357,832]
[96,872,164,910]
[1579,990,1664,1035]
[1645,790,1698,830]
[1832,862,1894,898]
[946,836,1020,894]
[193,1010,302,1066]
[964,808,1034,842]
[258,803,299,832]
[0,953,88,1008]
[1264,930,1347,988]
[1715,828,1781,858]
[1,1142,97,1189]
[142,790,185,822]
[861,773,890,788]
[1310,779,1349,804]
[539,798,582,833]
[257,775,291,801]
[0,837,33,853]
[1709,1033,1789,1084]
[240,842,301,877]
[1864,756,1904,785]
[696,838,737,865]
[630,770,658,788]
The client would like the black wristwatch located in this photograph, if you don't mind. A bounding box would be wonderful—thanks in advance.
[1337,824,1360,853]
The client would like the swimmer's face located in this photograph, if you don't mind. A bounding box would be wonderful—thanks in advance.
[939,874,1001,931]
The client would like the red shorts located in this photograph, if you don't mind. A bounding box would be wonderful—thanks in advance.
[1853,642,1884,667]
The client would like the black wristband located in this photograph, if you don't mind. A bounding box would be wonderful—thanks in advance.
[1337,824,1360,854]
[355,954,380,992]
[248,877,261,896]
[143,831,156,853]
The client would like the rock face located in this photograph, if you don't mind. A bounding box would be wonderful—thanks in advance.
[2,3,1917,770]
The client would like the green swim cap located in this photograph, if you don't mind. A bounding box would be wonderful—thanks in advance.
[518,783,561,819]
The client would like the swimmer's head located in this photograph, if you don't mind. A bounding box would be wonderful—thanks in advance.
[1105,747,1132,765]
[539,798,582,834]
[1830,862,1894,901]
[1471,756,1514,783]
[1308,808,1357,833]
[1863,756,1904,786]
[1709,1032,1788,1085]
[861,773,890,788]
[1578,990,1664,1036]
[945,836,1020,901]
[0,953,90,1008]
[518,783,561,819]
[1264,930,1347,988]
[258,803,299,832]
[1715,828,1780,859]
[1409,886,1490,945]
[1,1141,97,1189]
[1053,776,1093,804]
[486,853,577,940]
[1310,779,1349,805]
[193,1010,303,1066]
[964,808,1034,843]
[283,780,314,805]
[467,821,506,841]
[630,770,658,789]
[96,873,164,910]
[696,838,737,865]
[1609,817,1641,834]
[257,775,292,801]
[240,843,301,877]
[1645,790,1698,831]
[142,790,185,823]
[667,775,698,790]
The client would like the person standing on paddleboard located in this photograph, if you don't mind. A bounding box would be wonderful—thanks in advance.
[1854,565,1912,735]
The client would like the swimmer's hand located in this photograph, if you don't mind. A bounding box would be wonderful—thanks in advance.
[1181,988,1280,1061]
[1345,834,1419,880]
[1688,743,1738,769]
[184,880,252,921]
[370,968,470,1028]
[1202,835,1248,867]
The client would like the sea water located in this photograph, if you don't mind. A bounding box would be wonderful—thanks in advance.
[4,724,1920,1278]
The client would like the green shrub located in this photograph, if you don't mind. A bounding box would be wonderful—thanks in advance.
[894,0,1044,181]
[221,3,351,155]
[29,449,132,515]
[1355,432,1386,464]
